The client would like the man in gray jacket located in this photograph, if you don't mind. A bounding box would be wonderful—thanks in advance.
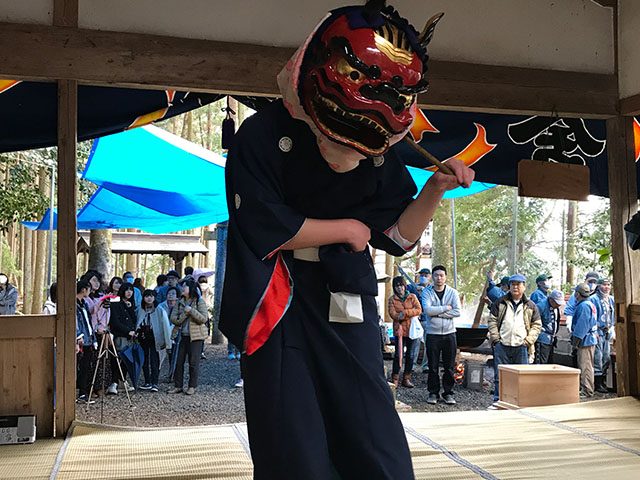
[421,265,461,405]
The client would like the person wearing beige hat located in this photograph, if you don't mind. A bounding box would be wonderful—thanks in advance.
[571,283,598,397]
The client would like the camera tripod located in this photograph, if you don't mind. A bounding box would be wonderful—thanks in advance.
[87,331,138,426]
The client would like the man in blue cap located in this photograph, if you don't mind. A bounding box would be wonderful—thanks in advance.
[488,274,542,405]
[529,273,552,305]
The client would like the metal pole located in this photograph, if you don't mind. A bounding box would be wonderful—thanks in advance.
[510,188,518,274]
[560,200,567,288]
[46,162,55,287]
[450,198,458,289]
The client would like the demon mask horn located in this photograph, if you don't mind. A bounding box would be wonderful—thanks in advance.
[418,12,445,51]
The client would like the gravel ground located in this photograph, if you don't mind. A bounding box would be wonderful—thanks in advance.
[77,342,246,427]
[76,343,616,428]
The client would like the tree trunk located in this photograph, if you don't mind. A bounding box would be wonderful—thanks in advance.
[566,200,578,285]
[0,163,4,273]
[18,226,25,297]
[31,168,48,312]
[88,229,112,280]
[23,227,33,314]
[431,200,452,270]
[206,105,212,150]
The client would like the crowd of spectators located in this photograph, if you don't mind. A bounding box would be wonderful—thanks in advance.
[34,266,240,405]
[389,266,615,408]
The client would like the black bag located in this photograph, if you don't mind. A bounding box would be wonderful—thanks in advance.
[137,324,155,349]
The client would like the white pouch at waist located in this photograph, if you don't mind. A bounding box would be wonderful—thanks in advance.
[329,292,364,323]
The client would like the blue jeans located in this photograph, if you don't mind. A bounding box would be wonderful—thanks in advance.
[594,331,611,376]
[493,343,528,401]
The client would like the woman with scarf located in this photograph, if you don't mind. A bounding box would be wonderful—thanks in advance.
[387,276,422,388]
[169,278,209,395]
[137,289,172,392]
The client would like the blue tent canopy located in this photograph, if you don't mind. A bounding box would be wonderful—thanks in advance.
[24,124,494,233]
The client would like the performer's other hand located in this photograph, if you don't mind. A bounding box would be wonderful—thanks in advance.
[343,219,370,252]
[430,158,475,190]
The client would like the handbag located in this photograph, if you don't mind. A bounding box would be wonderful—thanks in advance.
[408,316,424,340]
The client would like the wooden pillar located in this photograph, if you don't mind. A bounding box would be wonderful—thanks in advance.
[53,0,79,437]
[606,116,640,397]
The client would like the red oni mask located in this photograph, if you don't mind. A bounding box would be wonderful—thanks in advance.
[300,12,439,157]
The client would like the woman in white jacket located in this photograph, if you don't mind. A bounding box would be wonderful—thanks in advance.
[137,289,172,392]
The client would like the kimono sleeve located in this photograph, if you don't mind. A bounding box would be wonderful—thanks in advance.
[226,118,306,260]
[363,149,417,256]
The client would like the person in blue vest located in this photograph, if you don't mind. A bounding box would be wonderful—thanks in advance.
[564,271,599,328]
[534,289,565,364]
[486,273,510,305]
[529,273,552,305]
[591,278,615,393]
[571,283,598,397]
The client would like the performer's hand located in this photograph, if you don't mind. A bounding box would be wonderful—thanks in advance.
[343,219,370,252]
[429,158,475,191]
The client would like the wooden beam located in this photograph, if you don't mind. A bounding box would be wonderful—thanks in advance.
[54,79,78,437]
[421,61,617,118]
[606,116,640,397]
[0,315,56,339]
[0,21,618,118]
[620,93,640,116]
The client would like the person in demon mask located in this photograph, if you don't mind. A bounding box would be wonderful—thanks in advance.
[219,2,474,478]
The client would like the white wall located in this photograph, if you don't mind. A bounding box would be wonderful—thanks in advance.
[619,0,640,98]
[77,0,614,74]
[0,0,614,74]
[0,0,51,24]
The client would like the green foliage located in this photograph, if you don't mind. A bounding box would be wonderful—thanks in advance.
[1,238,20,278]
[448,186,551,302]
[572,202,612,277]
[0,153,49,231]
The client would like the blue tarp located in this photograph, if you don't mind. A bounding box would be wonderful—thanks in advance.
[24,124,494,233]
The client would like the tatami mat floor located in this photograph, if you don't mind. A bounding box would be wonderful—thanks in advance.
[1,397,638,479]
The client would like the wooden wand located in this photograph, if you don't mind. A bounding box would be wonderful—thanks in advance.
[403,136,454,176]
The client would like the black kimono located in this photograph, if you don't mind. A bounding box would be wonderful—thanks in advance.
[220,100,417,480]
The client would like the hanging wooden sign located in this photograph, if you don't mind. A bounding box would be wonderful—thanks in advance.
[517,159,590,201]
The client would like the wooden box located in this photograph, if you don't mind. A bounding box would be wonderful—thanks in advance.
[498,364,580,408]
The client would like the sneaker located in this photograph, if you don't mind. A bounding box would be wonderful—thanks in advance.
[122,382,135,392]
[427,393,438,405]
[169,387,184,394]
[487,403,500,410]
[106,383,118,395]
[234,378,244,388]
[443,394,456,405]
[227,353,236,360]
[76,395,95,405]
[139,383,153,391]
[235,352,241,360]
[150,385,159,393]
[200,353,207,360]
[184,387,196,395]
